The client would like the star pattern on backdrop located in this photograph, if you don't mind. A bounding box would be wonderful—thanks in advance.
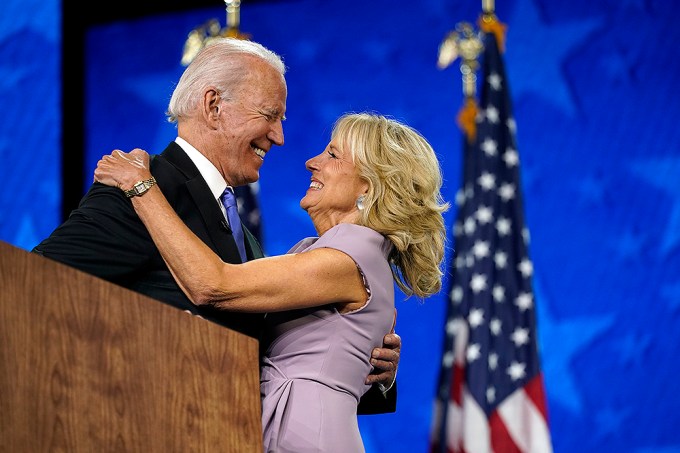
[628,158,680,256]
[0,64,29,90]
[506,0,602,116]
[612,228,646,260]
[601,46,635,85]
[573,173,607,206]
[621,0,650,12]
[594,406,631,439]
[660,283,680,313]
[612,332,652,366]
[634,447,680,453]
[124,71,184,149]
[533,277,614,413]
[0,1,59,43]
[13,215,39,251]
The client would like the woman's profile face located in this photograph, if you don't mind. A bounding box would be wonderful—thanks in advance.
[300,135,368,230]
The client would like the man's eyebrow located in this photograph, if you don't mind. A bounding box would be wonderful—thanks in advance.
[264,107,285,120]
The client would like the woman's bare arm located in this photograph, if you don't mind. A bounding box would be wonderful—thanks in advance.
[94,149,367,313]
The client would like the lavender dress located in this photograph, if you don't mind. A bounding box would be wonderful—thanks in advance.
[260,223,395,453]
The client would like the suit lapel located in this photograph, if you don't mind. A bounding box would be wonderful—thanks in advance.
[162,142,245,263]
[243,227,264,259]
[185,178,246,262]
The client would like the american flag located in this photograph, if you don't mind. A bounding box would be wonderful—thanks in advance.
[234,182,263,244]
[430,29,553,453]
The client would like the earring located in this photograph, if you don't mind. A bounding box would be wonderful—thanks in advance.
[356,195,366,211]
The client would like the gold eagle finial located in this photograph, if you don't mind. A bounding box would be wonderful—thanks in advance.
[181,1,251,66]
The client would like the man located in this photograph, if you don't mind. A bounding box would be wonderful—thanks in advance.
[33,38,398,413]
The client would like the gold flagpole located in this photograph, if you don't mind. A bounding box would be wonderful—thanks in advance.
[478,0,507,53]
[438,22,483,143]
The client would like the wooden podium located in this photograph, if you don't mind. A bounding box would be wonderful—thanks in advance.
[0,240,263,452]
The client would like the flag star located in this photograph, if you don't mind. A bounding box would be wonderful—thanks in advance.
[490,318,502,335]
[478,172,496,190]
[455,255,465,268]
[468,308,485,328]
[493,285,505,302]
[496,217,511,236]
[467,343,482,362]
[488,353,498,370]
[486,386,496,403]
[248,209,260,225]
[464,217,476,235]
[472,240,490,259]
[453,221,462,236]
[507,361,527,381]
[450,286,463,304]
[506,118,516,135]
[515,292,534,311]
[470,273,488,293]
[486,106,499,124]
[518,259,533,277]
[442,351,454,367]
[475,206,493,224]
[465,253,475,268]
[498,183,516,201]
[455,188,466,206]
[481,138,497,156]
[522,228,531,245]
[503,148,519,167]
[511,327,530,347]
[446,318,458,334]
[488,72,502,90]
[464,184,474,199]
[495,251,508,269]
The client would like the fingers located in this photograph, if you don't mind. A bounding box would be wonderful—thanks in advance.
[93,148,151,189]
[365,331,401,385]
[382,333,401,351]
[365,369,394,385]
[366,353,397,386]
[110,148,149,169]
[369,343,399,374]
[370,348,399,370]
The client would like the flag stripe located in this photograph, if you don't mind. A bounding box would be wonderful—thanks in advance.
[497,385,552,453]
[463,390,491,452]
[524,373,549,420]
[489,410,522,453]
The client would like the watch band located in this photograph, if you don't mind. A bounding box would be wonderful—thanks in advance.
[124,177,157,198]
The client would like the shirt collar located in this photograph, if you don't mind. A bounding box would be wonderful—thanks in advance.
[174,137,227,199]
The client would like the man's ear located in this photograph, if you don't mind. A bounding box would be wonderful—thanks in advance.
[202,88,221,126]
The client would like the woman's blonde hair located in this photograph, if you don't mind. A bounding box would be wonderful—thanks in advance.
[332,112,449,299]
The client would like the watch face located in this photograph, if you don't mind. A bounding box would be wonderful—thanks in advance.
[134,183,145,194]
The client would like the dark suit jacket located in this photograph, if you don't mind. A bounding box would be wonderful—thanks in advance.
[33,141,396,413]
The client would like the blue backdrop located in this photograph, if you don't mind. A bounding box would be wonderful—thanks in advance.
[2,0,680,452]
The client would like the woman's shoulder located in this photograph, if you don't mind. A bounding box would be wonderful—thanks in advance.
[318,223,392,259]
[322,223,380,241]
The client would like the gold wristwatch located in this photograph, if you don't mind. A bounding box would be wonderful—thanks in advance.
[124,177,157,198]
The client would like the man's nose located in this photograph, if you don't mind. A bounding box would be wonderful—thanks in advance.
[268,121,284,146]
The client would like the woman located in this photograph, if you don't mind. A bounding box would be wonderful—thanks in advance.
[94,112,449,452]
